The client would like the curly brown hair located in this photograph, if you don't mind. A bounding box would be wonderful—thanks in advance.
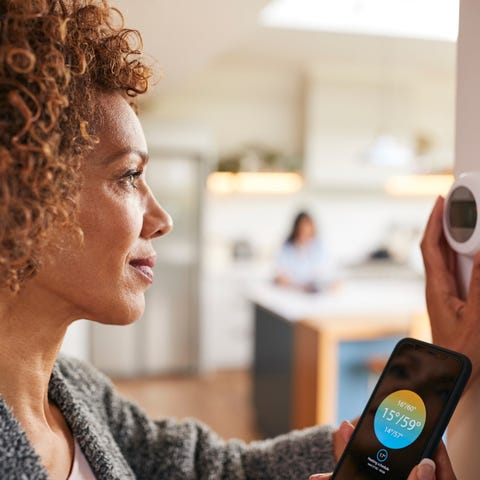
[0,0,152,291]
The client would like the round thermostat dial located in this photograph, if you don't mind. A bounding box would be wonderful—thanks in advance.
[444,172,480,257]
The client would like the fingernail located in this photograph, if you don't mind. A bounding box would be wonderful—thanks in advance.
[309,475,331,479]
[417,458,436,480]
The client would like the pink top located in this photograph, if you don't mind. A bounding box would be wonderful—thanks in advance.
[68,439,96,480]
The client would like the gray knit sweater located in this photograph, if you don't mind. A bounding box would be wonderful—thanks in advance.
[0,356,335,479]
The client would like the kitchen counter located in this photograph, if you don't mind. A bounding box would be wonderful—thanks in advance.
[250,276,426,321]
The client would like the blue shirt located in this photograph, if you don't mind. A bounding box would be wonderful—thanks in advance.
[274,239,332,288]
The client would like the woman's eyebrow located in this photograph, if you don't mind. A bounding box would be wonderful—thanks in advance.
[100,148,149,166]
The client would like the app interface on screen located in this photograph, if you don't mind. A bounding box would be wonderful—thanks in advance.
[334,342,464,480]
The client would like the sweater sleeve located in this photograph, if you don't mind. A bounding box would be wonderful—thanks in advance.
[57,357,336,480]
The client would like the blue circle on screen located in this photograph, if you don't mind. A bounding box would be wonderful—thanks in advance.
[374,390,426,450]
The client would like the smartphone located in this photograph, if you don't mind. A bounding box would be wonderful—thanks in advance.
[332,337,471,480]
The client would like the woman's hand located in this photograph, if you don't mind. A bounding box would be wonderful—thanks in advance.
[420,196,480,384]
[310,441,456,480]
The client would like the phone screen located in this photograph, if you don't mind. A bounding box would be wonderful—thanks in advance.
[332,338,471,480]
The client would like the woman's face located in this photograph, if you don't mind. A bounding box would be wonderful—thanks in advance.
[296,216,315,244]
[34,92,172,325]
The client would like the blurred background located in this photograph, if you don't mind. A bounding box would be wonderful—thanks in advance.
[62,0,458,441]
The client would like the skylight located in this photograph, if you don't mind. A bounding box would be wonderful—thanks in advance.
[260,0,459,42]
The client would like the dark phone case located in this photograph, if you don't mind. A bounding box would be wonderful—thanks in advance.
[332,337,472,479]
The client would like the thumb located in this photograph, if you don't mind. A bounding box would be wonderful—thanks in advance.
[339,420,355,444]
[333,420,355,460]
[407,459,436,480]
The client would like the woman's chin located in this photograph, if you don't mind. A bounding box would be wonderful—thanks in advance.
[86,299,146,326]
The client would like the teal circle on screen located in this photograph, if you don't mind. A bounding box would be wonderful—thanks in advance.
[374,390,426,449]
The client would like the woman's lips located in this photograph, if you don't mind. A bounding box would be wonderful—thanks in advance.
[129,256,156,283]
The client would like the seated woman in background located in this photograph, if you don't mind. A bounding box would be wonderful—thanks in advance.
[0,1,468,479]
[274,211,334,293]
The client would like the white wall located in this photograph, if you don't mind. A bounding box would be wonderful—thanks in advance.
[454,0,480,174]
[444,1,480,478]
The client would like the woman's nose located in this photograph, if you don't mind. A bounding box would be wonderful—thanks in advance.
[142,189,173,239]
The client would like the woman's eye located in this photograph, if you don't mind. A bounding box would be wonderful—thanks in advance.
[121,170,143,189]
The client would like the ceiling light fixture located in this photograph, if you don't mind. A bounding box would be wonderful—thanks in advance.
[260,0,459,42]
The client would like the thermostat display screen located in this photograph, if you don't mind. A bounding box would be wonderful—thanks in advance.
[448,186,477,242]
[449,200,477,228]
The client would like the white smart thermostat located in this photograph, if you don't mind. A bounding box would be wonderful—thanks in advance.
[444,171,480,299]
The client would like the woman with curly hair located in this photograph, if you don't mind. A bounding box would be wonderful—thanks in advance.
[0,0,465,479]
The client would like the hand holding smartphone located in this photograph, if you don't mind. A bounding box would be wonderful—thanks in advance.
[332,338,471,479]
